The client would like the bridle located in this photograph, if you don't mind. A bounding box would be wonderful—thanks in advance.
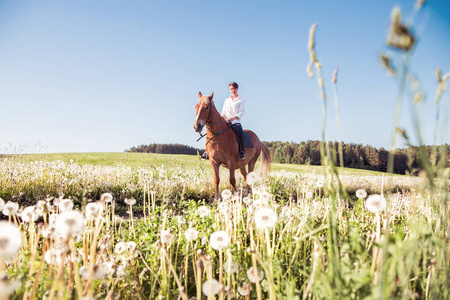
[196,102,233,145]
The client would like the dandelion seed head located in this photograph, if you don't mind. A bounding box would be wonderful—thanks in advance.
[253,187,261,195]
[48,213,58,224]
[262,191,272,202]
[21,206,39,223]
[36,200,46,207]
[356,189,368,199]
[247,267,264,283]
[218,202,230,215]
[0,222,22,261]
[254,208,277,229]
[225,260,238,273]
[366,194,387,214]
[185,228,199,241]
[114,215,123,222]
[247,172,261,185]
[59,199,74,212]
[44,248,63,265]
[280,206,292,221]
[124,198,136,206]
[242,197,251,205]
[126,241,137,253]
[79,266,89,279]
[42,224,57,239]
[221,189,232,200]
[85,202,101,219]
[80,263,109,280]
[202,279,221,297]
[2,201,19,216]
[115,242,126,254]
[197,206,210,218]
[55,210,85,236]
[160,230,174,244]
[210,230,231,250]
[237,283,251,296]
[100,193,113,203]
[112,264,125,277]
[53,198,61,206]
[0,272,21,297]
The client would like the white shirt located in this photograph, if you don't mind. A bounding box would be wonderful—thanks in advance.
[222,96,245,124]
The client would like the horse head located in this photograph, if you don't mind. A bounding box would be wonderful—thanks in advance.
[193,91,214,133]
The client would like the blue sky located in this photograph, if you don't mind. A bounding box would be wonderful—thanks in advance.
[0,0,449,153]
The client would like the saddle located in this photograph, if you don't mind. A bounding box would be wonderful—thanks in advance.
[231,126,254,148]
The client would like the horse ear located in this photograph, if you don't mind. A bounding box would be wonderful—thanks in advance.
[209,91,214,101]
[198,91,203,98]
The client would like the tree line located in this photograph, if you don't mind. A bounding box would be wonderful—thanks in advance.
[126,141,450,175]
[266,140,450,175]
[125,143,201,155]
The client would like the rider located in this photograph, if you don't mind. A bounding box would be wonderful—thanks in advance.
[222,82,246,160]
[201,82,246,161]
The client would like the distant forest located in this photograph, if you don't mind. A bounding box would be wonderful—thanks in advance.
[265,141,450,175]
[125,143,201,155]
[126,141,450,175]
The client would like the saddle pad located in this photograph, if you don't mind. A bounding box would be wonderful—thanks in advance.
[242,131,254,148]
[231,125,254,148]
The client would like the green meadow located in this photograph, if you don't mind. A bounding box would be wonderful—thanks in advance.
[4,152,393,177]
[0,150,447,299]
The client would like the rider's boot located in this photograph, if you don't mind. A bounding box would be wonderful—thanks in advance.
[235,124,246,160]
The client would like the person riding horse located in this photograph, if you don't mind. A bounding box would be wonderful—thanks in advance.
[202,82,246,160]
[194,90,270,199]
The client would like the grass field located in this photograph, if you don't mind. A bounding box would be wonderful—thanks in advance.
[0,151,447,299]
[3,152,395,177]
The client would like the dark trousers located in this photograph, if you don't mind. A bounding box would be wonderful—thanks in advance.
[231,123,245,155]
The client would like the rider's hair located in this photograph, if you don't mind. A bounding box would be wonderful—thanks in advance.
[228,82,239,89]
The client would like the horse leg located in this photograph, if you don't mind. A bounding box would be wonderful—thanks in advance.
[229,165,238,193]
[239,167,249,196]
[239,167,248,181]
[247,160,256,174]
[211,161,220,200]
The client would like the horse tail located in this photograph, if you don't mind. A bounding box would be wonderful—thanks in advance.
[260,142,271,175]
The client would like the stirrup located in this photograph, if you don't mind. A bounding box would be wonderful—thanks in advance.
[238,151,245,160]
[201,152,209,160]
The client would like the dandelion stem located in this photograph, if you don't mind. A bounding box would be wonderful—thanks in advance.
[219,249,224,300]
[69,238,83,299]
[161,248,188,300]
[196,258,202,300]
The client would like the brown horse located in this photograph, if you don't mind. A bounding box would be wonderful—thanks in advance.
[193,91,271,199]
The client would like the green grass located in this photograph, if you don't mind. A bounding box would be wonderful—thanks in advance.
[3,152,399,177]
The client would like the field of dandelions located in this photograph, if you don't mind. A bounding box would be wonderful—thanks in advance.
[0,154,447,299]
[1,1,450,299]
